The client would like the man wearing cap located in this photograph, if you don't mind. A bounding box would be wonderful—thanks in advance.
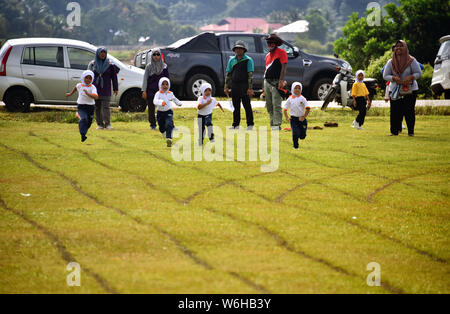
[264,34,288,130]
[224,40,255,130]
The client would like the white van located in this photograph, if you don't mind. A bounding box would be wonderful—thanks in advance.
[0,38,146,112]
[431,35,450,99]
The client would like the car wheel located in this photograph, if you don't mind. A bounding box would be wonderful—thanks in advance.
[4,88,33,112]
[121,90,146,112]
[186,74,215,100]
[312,78,333,101]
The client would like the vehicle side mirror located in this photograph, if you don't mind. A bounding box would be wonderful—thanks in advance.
[293,47,300,58]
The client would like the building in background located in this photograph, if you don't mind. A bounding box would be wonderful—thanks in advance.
[273,20,309,43]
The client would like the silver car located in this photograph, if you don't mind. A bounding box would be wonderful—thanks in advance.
[0,38,146,112]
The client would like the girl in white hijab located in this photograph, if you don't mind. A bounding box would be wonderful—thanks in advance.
[153,77,182,147]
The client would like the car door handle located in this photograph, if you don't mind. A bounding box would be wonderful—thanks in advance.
[303,59,312,66]
[25,73,35,76]
[71,76,81,79]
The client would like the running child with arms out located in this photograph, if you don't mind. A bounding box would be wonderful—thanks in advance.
[66,70,98,142]
[351,70,372,130]
[153,77,182,147]
[197,83,224,146]
[283,82,310,150]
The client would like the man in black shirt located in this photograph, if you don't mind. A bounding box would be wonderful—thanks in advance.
[224,41,255,130]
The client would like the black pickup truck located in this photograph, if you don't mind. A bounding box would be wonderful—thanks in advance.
[135,32,351,101]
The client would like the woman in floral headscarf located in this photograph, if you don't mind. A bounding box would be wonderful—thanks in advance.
[383,40,422,136]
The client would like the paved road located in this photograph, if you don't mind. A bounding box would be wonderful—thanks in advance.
[1,99,449,110]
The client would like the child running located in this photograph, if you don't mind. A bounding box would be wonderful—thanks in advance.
[351,70,372,130]
[283,82,310,150]
[197,83,223,146]
[66,70,98,142]
[153,77,182,147]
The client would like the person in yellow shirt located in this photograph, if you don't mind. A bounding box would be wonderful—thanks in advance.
[351,70,372,130]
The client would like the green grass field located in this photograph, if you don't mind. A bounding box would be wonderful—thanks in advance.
[0,106,449,294]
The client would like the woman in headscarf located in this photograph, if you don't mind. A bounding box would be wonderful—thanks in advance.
[142,48,169,130]
[88,47,119,130]
[383,40,422,136]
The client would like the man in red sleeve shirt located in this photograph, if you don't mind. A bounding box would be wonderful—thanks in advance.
[264,34,288,130]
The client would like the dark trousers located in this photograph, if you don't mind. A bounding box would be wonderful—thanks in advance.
[157,109,173,139]
[95,97,111,127]
[232,84,254,127]
[146,96,156,128]
[390,94,417,135]
[354,97,367,126]
[78,105,95,136]
[198,114,214,145]
[290,117,307,149]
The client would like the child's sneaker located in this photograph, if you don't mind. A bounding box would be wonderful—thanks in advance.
[209,134,215,143]
[96,126,104,130]
[352,120,358,128]
[166,138,172,147]
[81,135,87,142]
[247,125,254,131]
[105,125,113,130]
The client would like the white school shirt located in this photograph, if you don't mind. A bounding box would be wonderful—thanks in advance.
[153,90,182,111]
[197,95,218,116]
[282,94,310,117]
[76,83,98,105]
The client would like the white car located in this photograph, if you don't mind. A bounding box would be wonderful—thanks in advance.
[0,38,146,112]
[431,35,450,99]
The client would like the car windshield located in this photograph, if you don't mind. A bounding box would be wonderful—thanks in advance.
[437,40,450,57]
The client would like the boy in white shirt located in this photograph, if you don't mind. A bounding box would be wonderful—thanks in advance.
[66,70,98,142]
[197,83,223,146]
[153,77,182,147]
[283,82,310,149]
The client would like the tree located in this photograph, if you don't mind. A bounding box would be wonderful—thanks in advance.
[305,9,329,44]
[334,0,449,70]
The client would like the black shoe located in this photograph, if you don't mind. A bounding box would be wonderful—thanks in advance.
[408,133,414,137]
[81,135,87,142]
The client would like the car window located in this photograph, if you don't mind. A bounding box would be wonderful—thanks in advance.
[33,47,64,67]
[68,47,95,70]
[22,47,33,65]
[227,36,257,53]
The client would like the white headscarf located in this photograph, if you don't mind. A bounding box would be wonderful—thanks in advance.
[158,77,170,92]
[291,82,302,96]
[200,83,212,97]
[355,70,365,83]
[81,70,95,85]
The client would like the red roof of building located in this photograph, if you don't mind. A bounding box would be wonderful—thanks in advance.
[200,18,284,33]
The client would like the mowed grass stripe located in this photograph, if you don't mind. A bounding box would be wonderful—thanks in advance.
[23,133,271,294]
[96,129,410,293]
[115,125,449,267]
[0,196,118,294]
